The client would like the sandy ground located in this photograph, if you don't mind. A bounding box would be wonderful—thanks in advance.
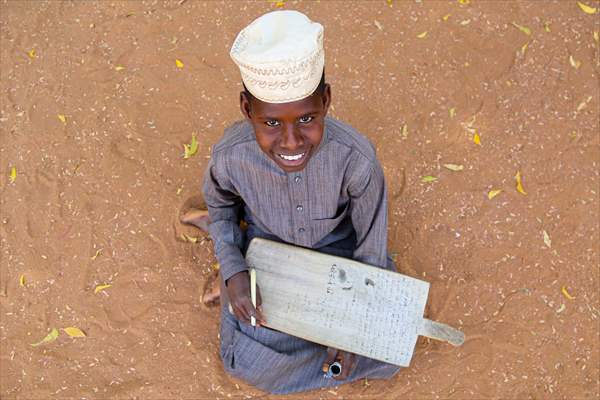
[1,0,599,399]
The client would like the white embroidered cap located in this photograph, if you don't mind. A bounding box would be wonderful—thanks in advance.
[230,10,324,104]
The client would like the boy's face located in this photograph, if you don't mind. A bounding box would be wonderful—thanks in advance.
[240,84,331,173]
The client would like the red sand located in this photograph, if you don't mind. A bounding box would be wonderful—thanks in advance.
[1,1,598,399]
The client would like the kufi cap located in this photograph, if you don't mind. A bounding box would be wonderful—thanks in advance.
[230,10,324,104]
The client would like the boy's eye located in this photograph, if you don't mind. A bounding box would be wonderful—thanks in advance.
[299,116,313,124]
[265,120,280,127]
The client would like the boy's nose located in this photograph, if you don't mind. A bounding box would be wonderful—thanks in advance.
[280,124,304,150]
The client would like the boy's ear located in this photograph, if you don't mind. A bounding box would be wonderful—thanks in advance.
[321,83,332,115]
[240,92,252,120]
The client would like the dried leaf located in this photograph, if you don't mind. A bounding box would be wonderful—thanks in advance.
[457,0,470,4]
[594,31,599,42]
[9,166,17,183]
[520,42,529,55]
[449,107,456,118]
[512,22,531,36]
[181,233,198,243]
[28,49,36,58]
[19,274,26,287]
[577,1,597,14]
[543,230,552,248]
[115,65,125,71]
[30,328,59,347]
[91,249,102,260]
[175,59,184,68]
[374,20,383,31]
[488,189,502,199]
[569,55,581,69]
[401,124,408,139]
[417,31,428,38]
[57,114,66,123]
[183,134,199,159]
[386,0,393,6]
[556,303,566,313]
[460,19,471,26]
[176,187,183,195]
[421,176,438,183]
[211,262,220,271]
[63,327,86,338]
[561,286,575,300]
[515,171,527,195]
[473,132,481,145]
[544,21,551,32]
[443,163,464,171]
[94,284,112,294]
[442,14,451,21]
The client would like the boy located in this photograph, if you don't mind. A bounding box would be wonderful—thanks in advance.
[183,10,400,394]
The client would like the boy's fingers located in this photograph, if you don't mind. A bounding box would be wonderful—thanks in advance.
[337,352,357,380]
[322,347,338,373]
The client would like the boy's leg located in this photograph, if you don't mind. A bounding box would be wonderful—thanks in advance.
[180,207,218,304]
[180,208,211,233]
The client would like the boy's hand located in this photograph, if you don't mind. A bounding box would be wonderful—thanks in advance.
[226,271,266,326]
[322,347,357,380]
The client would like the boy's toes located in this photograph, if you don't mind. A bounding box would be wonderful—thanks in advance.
[201,272,221,306]
[180,209,211,232]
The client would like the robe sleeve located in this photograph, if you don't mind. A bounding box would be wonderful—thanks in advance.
[348,156,390,270]
[202,155,248,283]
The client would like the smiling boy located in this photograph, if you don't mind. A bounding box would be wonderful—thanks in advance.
[189,10,400,394]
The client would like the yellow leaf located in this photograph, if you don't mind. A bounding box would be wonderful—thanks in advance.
[594,31,599,42]
[211,262,220,271]
[515,171,527,195]
[421,176,438,183]
[28,49,36,58]
[488,189,502,199]
[442,14,451,21]
[183,134,199,159]
[63,327,86,338]
[556,303,566,313]
[30,328,59,347]
[443,163,464,171]
[569,55,581,69]
[401,124,408,139]
[457,0,470,4]
[520,42,529,55]
[512,22,531,36]
[561,286,575,300]
[473,132,481,145]
[577,1,597,14]
[417,31,428,39]
[94,284,112,294]
[386,0,393,6]
[9,166,17,183]
[449,107,456,118]
[176,187,183,195]
[542,230,552,248]
[544,22,551,32]
[115,65,125,71]
[181,233,198,243]
[91,249,102,260]
[275,0,285,6]
[19,274,26,287]
[57,114,66,123]
[175,59,184,68]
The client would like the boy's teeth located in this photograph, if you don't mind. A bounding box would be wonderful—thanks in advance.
[279,153,305,161]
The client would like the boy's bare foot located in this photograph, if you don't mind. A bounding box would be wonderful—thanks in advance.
[202,270,221,306]
[180,209,211,233]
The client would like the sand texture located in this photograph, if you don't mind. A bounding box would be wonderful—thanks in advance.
[1,1,599,399]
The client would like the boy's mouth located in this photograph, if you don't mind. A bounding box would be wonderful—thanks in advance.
[276,151,307,167]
